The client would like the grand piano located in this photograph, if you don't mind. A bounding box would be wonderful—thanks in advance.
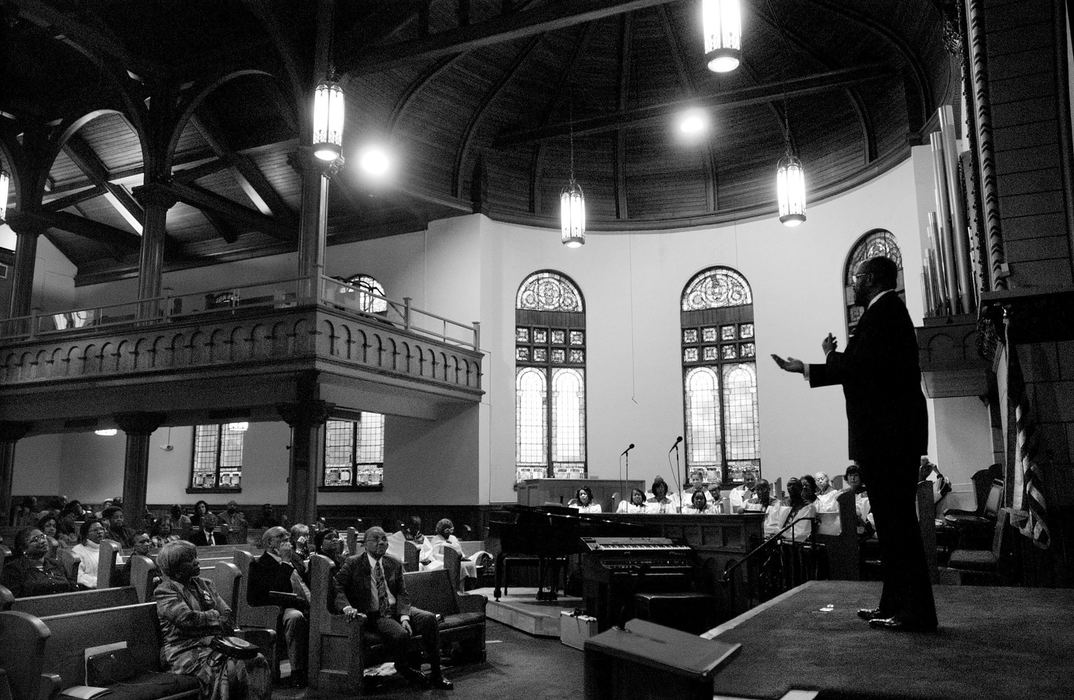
[488,504,653,601]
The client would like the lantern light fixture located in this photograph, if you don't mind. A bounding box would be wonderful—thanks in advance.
[560,105,585,248]
[702,0,742,73]
[776,119,807,226]
[312,77,345,161]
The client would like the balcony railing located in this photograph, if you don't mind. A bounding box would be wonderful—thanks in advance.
[0,275,480,351]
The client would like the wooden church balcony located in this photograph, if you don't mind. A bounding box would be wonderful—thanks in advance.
[916,313,991,399]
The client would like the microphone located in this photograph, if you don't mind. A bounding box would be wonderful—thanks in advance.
[668,436,683,453]
[620,443,635,456]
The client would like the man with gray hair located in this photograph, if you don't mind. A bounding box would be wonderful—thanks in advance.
[248,526,309,687]
[335,526,453,690]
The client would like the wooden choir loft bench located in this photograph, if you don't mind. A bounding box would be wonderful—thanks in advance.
[0,602,200,700]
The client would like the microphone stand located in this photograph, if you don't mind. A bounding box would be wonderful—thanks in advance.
[671,443,683,513]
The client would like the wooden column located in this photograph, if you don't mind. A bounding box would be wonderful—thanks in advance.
[0,422,31,526]
[130,184,178,319]
[5,212,45,319]
[115,412,166,530]
[277,395,332,526]
[294,152,331,303]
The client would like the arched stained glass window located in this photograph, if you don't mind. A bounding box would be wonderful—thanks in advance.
[680,267,759,486]
[515,271,586,482]
[844,230,904,336]
[346,274,388,314]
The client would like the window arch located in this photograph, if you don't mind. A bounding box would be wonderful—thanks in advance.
[345,273,388,314]
[680,267,759,486]
[515,271,586,482]
[844,230,904,336]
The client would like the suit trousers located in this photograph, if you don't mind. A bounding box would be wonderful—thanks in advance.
[861,455,937,627]
[281,607,308,671]
[372,606,440,673]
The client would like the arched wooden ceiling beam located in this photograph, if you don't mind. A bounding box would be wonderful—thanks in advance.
[752,7,876,164]
[240,0,308,126]
[528,23,595,216]
[805,0,933,129]
[657,4,716,212]
[451,36,541,199]
[62,133,145,235]
[338,0,680,75]
[496,64,893,145]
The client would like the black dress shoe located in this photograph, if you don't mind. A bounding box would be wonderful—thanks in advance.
[396,665,428,686]
[868,616,937,633]
[857,607,886,621]
[430,675,454,690]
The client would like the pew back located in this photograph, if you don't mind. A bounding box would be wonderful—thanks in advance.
[9,586,138,616]
[813,489,860,580]
[233,550,280,630]
[96,539,122,588]
[0,610,53,700]
[40,603,167,689]
[129,554,160,602]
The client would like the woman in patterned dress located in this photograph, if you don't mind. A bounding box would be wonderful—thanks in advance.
[153,540,271,700]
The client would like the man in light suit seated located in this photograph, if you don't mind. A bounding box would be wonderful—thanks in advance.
[728,470,758,513]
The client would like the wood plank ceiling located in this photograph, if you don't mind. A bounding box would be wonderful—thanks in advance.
[0,0,957,285]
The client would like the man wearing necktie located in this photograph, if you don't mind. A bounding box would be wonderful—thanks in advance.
[335,526,453,690]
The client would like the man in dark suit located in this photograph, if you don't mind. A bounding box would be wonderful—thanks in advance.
[334,526,453,690]
[773,255,937,632]
[248,526,309,686]
[189,512,227,546]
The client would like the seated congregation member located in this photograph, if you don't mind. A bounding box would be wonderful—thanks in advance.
[290,523,312,571]
[844,464,874,536]
[220,501,248,545]
[776,478,817,542]
[116,531,153,587]
[684,489,718,515]
[12,497,39,526]
[254,503,280,529]
[190,513,227,546]
[570,486,602,513]
[152,517,182,550]
[102,505,136,548]
[616,488,648,513]
[248,526,309,687]
[403,515,425,544]
[314,528,346,570]
[190,500,212,530]
[0,527,77,597]
[55,501,84,548]
[36,512,61,557]
[154,541,272,700]
[419,519,479,585]
[335,527,453,690]
[744,479,779,512]
[165,504,193,540]
[813,472,840,513]
[645,476,676,514]
[72,519,105,588]
[729,471,758,513]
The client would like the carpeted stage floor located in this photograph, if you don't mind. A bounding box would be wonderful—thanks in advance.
[272,581,1072,699]
[707,580,1073,699]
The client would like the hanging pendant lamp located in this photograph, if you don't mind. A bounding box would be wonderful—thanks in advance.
[560,106,585,247]
[312,76,345,161]
[776,115,806,226]
[702,0,742,73]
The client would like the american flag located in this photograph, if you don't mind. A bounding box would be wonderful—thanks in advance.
[1007,331,1051,549]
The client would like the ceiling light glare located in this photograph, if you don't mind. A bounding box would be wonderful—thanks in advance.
[679,109,709,137]
[358,144,392,179]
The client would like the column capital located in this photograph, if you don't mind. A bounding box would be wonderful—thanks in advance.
[276,400,333,427]
[3,210,48,238]
[287,148,343,178]
[132,183,179,209]
[0,421,31,443]
[115,411,167,435]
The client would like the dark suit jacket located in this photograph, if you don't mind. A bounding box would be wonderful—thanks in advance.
[333,553,411,617]
[808,292,927,462]
[190,529,226,546]
[248,551,305,609]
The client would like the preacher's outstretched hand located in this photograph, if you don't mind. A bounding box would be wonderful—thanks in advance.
[771,354,805,374]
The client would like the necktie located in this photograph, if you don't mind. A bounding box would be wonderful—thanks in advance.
[374,560,390,616]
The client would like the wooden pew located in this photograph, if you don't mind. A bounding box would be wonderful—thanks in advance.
[307,554,366,694]
[232,550,285,682]
[813,489,860,580]
[38,603,200,698]
[0,610,56,700]
[129,554,160,602]
[2,585,138,615]
[95,539,121,588]
[916,479,939,584]
[409,554,487,662]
